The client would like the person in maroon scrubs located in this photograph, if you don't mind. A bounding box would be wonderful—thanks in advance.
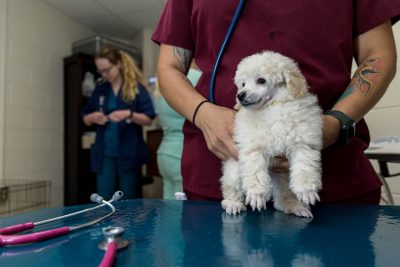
[152,1,400,204]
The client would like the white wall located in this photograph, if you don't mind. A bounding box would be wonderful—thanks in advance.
[365,22,400,204]
[0,1,7,183]
[0,0,93,208]
[131,28,159,80]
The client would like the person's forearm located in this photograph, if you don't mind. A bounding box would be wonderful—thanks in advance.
[331,21,397,121]
[322,21,396,148]
[322,55,395,147]
[130,112,153,126]
[158,67,207,121]
[332,56,396,122]
[157,45,207,122]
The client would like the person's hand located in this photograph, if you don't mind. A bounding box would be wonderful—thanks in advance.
[195,103,238,161]
[107,110,130,122]
[322,114,341,148]
[270,156,289,173]
[269,114,341,173]
[90,111,108,125]
[270,115,341,173]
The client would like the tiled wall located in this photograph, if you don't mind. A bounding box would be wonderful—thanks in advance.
[365,23,400,204]
[0,0,93,208]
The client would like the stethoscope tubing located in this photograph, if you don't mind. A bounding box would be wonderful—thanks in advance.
[70,199,115,231]
[0,201,114,236]
[97,226,128,267]
[0,193,121,246]
[209,0,246,103]
[37,201,112,226]
[98,241,117,267]
[0,226,71,247]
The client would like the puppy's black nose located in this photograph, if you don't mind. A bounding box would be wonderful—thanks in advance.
[237,91,246,102]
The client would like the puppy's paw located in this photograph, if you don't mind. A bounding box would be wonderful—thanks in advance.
[293,190,320,206]
[290,177,321,205]
[283,201,313,218]
[274,193,313,218]
[222,199,247,215]
[245,189,270,212]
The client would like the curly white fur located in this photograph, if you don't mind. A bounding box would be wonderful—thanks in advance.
[220,51,323,218]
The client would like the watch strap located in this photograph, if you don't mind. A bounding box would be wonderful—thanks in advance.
[324,110,355,144]
[324,110,354,126]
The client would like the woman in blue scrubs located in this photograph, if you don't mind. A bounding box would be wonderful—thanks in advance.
[82,46,156,199]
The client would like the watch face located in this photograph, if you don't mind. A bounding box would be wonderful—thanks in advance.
[342,121,355,129]
[340,123,355,144]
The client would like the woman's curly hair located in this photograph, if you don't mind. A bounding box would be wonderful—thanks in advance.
[96,46,149,102]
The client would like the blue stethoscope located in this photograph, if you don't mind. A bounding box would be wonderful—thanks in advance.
[209,0,246,103]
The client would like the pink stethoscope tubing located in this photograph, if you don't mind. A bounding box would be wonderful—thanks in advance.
[0,191,123,246]
[98,241,117,267]
[97,226,128,267]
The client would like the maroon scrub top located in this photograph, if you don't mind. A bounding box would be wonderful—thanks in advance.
[152,0,400,202]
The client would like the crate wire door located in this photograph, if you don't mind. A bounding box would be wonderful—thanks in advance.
[0,180,51,216]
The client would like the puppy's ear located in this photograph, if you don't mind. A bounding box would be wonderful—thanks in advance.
[283,70,308,98]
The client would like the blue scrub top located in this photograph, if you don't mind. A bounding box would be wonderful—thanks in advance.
[104,89,119,157]
[82,82,156,172]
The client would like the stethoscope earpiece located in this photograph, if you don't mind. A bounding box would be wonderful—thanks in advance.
[112,191,124,201]
[90,193,104,204]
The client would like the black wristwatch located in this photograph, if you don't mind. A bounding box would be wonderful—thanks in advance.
[324,110,355,144]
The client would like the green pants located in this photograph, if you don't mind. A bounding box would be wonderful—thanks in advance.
[157,154,183,199]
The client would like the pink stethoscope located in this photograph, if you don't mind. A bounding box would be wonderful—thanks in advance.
[98,226,129,267]
[0,191,123,247]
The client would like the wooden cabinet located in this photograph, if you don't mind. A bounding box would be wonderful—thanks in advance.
[64,53,97,205]
[145,128,163,178]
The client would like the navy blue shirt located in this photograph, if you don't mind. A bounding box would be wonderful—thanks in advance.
[104,89,119,157]
[82,82,156,172]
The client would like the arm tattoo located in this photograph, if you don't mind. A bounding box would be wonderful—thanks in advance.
[347,58,380,97]
[173,46,192,72]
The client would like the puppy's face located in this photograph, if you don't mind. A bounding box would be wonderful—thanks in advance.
[234,51,307,110]
[235,72,285,110]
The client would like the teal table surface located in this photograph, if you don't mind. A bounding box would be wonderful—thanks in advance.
[1,199,400,267]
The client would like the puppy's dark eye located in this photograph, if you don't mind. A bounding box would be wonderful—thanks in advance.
[257,78,266,85]
[242,82,245,87]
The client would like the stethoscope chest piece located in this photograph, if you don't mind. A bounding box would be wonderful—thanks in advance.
[98,226,129,251]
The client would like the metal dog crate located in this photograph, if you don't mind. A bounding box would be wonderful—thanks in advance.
[72,35,142,67]
[0,180,51,216]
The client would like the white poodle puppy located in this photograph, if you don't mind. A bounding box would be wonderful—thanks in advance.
[221,51,323,218]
